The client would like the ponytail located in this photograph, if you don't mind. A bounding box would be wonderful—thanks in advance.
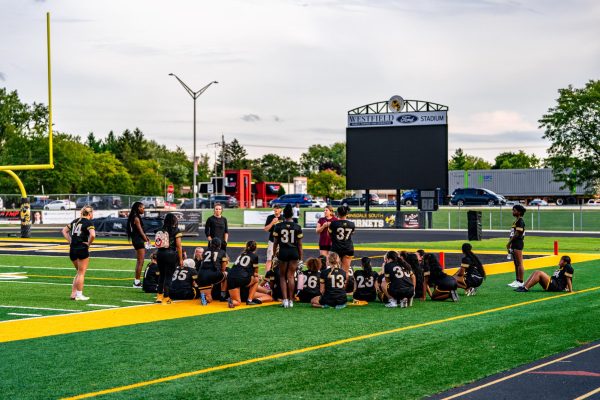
[245,240,257,253]
[462,243,486,279]
[361,256,372,275]
[385,250,399,263]
[337,205,350,217]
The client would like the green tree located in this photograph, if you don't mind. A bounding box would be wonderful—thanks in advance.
[251,153,300,182]
[448,148,492,170]
[300,142,346,175]
[215,138,250,175]
[540,80,600,192]
[493,150,541,169]
[307,170,346,199]
[81,152,134,194]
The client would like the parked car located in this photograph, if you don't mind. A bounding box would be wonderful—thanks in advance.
[0,197,4,211]
[312,198,328,208]
[140,196,165,209]
[340,193,380,207]
[44,200,76,210]
[382,199,397,207]
[269,193,314,208]
[450,188,506,206]
[179,198,210,209]
[102,196,123,209]
[75,196,103,209]
[529,199,549,206]
[587,199,600,206]
[210,195,239,208]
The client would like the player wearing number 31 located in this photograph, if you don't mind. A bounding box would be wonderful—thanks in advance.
[328,205,356,276]
[273,204,304,309]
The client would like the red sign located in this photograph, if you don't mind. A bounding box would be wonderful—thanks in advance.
[167,185,174,194]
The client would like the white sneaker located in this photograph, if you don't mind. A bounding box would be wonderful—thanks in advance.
[400,299,408,308]
[281,299,289,308]
[507,280,520,288]
[74,294,89,301]
[288,300,294,308]
[385,299,398,308]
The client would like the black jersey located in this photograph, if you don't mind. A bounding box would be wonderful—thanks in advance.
[423,258,448,285]
[142,261,160,293]
[158,227,182,251]
[128,216,145,240]
[299,269,321,299]
[228,252,259,280]
[201,248,228,271]
[328,219,355,253]
[353,269,378,298]
[550,263,574,291]
[320,267,347,299]
[265,214,283,242]
[67,218,95,249]
[170,266,198,292]
[510,217,525,240]
[273,221,303,250]
[461,255,484,278]
[265,265,282,300]
[384,261,414,290]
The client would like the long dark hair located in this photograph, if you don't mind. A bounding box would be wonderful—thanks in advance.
[462,243,486,278]
[162,213,178,233]
[244,240,257,253]
[337,205,350,217]
[127,201,144,240]
[283,204,294,220]
[361,256,372,275]
[423,253,441,268]
[209,237,222,251]
[385,250,399,263]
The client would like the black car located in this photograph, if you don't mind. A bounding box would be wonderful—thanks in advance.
[210,195,239,208]
[30,199,52,209]
[180,198,211,209]
[340,193,380,207]
[450,188,506,206]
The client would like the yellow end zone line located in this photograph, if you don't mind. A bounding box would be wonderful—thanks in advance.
[61,285,600,400]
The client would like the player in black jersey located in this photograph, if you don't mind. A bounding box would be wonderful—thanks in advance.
[507,204,526,288]
[197,238,228,303]
[273,204,303,308]
[382,251,415,308]
[262,255,283,300]
[227,241,271,307]
[298,258,322,303]
[353,257,379,303]
[516,255,574,293]
[142,253,160,293]
[423,253,459,302]
[155,213,184,304]
[454,243,486,296]
[170,258,200,300]
[127,202,150,288]
[400,250,425,300]
[62,206,95,301]
[328,205,356,276]
[311,252,348,309]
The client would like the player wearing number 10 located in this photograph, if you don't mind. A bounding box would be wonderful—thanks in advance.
[328,205,356,276]
[273,204,303,309]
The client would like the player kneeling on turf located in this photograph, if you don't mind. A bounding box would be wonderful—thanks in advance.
[353,257,379,303]
[142,252,160,293]
[453,243,486,296]
[297,258,322,303]
[197,238,228,303]
[515,255,573,293]
[382,251,415,308]
[311,252,348,309]
[423,253,459,302]
[227,241,272,308]
[169,259,200,300]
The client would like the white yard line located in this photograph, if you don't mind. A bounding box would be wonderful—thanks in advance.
[0,265,133,272]
[7,312,42,317]
[0,305,79,312]
[0,280,136,289]
[121,300,154,304]
[87,304,120,308]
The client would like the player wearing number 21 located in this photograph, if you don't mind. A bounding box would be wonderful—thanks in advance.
[273,204,303,309]
[328,205,356,276]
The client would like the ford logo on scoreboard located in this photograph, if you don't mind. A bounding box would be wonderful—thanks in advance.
[397,114,419,124]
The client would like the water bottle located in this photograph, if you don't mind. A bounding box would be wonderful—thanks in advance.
[507,249,512,260]
[200,292,207,306]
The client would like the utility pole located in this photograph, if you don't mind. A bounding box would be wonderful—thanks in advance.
[221,134,226,195]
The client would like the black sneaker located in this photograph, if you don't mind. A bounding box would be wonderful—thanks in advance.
[246,298,263,305]
[450,290,459,302]
[515,286,529,292]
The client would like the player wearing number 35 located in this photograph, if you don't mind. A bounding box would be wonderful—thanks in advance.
[273,204,304,309]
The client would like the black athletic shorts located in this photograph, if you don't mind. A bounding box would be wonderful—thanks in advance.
[298,291,320,303]
[546,278,563,292]
[319,294,347,307]
[278,247,300,262]
[331,247,354,258]
[389,286,415,300]
[466,275,484,289]
[433,275,458,291]
[170,288,199,300]
[319,244,331,251]
[228,275,251,290]
[132,238,146,250]
[198,270,225,289]
[69,247,89,261]
[353,292,377,302]
[511,239,524,251]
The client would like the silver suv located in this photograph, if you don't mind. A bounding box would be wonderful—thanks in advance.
[140,196,165,209]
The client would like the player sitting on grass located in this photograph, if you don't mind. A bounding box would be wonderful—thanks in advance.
[311,252,348,309]
[263,255,283,301]
[297,257,322,303]
[142,252,160,293]
[352,257,379,303]
[401,251,424,300]
[423,253,459,302]
[169,258,200,300]
[227,241,271,308]
[454,243,486,296]
[515,255,573,293]
[197,238,228,304]
[382,251,416,308]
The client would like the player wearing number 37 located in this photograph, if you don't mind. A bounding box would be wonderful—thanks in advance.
[328,205,356,276]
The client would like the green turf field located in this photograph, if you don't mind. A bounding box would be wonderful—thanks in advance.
[0,238,599,399]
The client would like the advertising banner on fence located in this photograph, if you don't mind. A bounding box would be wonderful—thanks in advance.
[0,210,21,224]
[243,210,274,225]
[304,211,423,229]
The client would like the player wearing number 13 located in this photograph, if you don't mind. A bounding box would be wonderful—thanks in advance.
[328,205,355,275]
[273,204,303,308]
[311,252,348,308]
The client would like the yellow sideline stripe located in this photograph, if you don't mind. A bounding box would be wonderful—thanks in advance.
[0,300,275,344]
[61,286,600,400]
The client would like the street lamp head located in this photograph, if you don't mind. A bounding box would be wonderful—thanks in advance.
[213,81,219,84]
[168,73,174,76]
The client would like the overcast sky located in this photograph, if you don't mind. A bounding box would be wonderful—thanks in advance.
[1,0,598,164]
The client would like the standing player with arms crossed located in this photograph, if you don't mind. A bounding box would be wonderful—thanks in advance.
[62,206,95,301]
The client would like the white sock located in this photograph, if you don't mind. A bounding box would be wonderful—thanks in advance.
[134,279,141,284]
[76,291,82,296]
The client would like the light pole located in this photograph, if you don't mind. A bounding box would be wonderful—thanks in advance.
[168,73,218,209]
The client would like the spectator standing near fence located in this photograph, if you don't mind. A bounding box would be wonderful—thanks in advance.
[205,203,229,251]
